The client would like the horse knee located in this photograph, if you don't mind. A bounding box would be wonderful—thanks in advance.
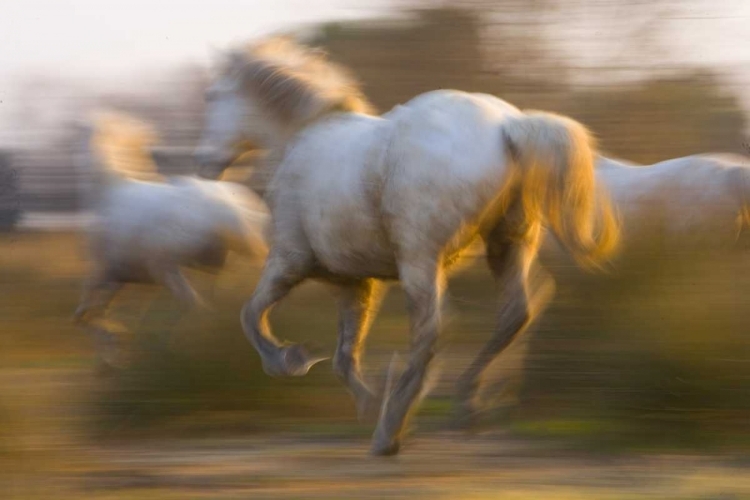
[512,297,532,330]
[240,300,258,327]
[332,350,348,378]
[410,328,439,368]
[334,343,361,381]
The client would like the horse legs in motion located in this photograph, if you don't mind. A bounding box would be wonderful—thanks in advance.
[371,256,445,455]
[332,279,387,421]
[74,260,207,325]
[73,268,124,325]
[454,211,542,428]
[241,249,445,455]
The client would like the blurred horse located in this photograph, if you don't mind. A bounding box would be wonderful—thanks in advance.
[473,153,750,415]
[73,110,269,367]
[194,36,619,455]
[540,154,750,267]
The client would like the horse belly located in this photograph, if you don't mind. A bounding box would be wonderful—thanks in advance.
[188,238,228,272]
[286,118,397,278]
[105,259,154,284]
[307,211,397,279]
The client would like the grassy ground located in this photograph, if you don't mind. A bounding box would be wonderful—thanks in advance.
[2,231,750,499]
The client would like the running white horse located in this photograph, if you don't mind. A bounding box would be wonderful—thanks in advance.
[73,110,269,366]
[194,37,619,455]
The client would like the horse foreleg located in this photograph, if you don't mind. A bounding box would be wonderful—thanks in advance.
[453,227,541,430]
[73,271,123,325]
[73,271,128,370]
[240,252,326,377]
[149,263,207,310]
[332,279,386,422]
[371,259,444,456]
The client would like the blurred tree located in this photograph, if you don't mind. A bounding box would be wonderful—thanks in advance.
[310,7,485,110]
[96,64,209,147]
[565,70,747,162]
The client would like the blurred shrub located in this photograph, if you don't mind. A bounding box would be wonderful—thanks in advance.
[516,250,750,450]
[0,152,21,232]
[565,70,747,163]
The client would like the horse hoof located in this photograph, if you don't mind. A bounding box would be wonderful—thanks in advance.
[262,344,329,377]
[288,344,328,375]
[370,438,401,457]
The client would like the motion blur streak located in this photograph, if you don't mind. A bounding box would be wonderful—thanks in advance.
[1,0,750,497]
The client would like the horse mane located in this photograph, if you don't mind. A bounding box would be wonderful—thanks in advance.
[225,36,376,125]
[88,109,162,182]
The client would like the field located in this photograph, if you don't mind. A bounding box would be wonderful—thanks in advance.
[2,231,750,499]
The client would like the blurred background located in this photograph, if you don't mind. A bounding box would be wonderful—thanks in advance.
[2,0,750,498]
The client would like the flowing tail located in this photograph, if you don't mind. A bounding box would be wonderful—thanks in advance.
[82,109,162,188]
[500,111,620,269]
[210,181,271,261]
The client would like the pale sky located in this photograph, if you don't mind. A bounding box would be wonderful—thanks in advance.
[0,0,393,78]
[1,0,749,144]
[2,0,747,78]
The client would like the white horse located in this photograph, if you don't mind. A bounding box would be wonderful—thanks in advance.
[539,153,750,268]
[194,37,618,456]
[470,153,750,412]
[73,110,269,366]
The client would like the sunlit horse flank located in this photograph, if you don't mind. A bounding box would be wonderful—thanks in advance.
[195,36,619,456]
[73,110,269,367]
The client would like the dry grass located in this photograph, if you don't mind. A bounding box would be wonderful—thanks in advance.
[3,231,750,499]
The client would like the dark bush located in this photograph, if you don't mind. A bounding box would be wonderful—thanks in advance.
[0,152,21,232]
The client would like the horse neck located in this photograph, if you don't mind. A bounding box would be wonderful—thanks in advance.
[264,111,352,170]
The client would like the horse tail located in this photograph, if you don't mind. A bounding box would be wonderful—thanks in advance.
[230,195,271,262]
[86,109,161,187]
[206,181,270,261]
[500,111,620,269]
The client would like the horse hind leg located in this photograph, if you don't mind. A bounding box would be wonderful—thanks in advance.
[72,270,129,370]
[240,251,326,377]
[332,279,387,422]
[452,222,543,430]
[371,258,445,456]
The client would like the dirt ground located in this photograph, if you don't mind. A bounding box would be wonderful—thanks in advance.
[2,367,749,500]
[8,427,750,499]
[3,232,750,499]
